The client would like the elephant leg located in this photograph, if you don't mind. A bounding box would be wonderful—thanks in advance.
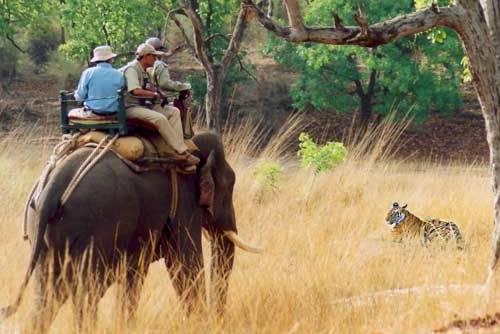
[164,227,206,314]
[26,255,68,334]
[71,278,108,332]
[210,233,235,315]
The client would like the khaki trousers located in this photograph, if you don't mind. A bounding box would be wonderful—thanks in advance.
[126,104,187,153]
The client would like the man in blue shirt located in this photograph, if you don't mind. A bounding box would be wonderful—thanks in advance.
[75,45,124,114]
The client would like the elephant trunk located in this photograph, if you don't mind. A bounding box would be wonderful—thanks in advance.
[210,232,235,314]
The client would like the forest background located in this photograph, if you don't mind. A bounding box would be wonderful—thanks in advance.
[0,0,488,161]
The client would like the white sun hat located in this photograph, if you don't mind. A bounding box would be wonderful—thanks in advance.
[90,45,117,62]
[135,43,165,57]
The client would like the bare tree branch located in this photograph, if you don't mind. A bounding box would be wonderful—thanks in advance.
[332,12,347,32]
[283,0,305,31]
[204,33,232,44]
[102,23,111,45]
[6,35,26,53]
[352,0,369,40]
[222,4,251,72]
[235,54,258,82]
[150,1,199,61]
[180,0,213,73]
[169,13,198,57]
[242,0,461,47]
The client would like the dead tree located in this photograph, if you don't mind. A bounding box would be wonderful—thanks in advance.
[242,0,500,287]
[156,1,252,132]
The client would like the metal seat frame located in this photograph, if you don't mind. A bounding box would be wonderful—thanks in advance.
[60,89,128,135]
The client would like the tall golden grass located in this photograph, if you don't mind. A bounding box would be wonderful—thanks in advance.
[0,116,497,333]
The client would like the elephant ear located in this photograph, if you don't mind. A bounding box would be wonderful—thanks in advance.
[199,150,215,216]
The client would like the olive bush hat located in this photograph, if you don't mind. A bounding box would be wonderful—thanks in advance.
[145,37,166,51]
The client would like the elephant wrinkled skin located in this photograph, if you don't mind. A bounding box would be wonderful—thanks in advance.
[0,131,259,332]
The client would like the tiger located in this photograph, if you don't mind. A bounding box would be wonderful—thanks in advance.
[384,202,464,250]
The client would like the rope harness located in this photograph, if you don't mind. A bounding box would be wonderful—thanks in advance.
[23,133,82,240]
[169,168,178,220]
[60,134,119,206]
[22,133,180,240]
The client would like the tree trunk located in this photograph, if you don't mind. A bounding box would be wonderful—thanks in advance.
[359,94,372,128]
[454,1,500,277]
[205,65,224,132]
[354,69,376,131]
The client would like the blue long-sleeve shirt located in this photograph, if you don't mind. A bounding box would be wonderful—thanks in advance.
[74,62,125,114]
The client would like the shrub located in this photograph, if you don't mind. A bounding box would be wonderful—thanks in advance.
[298,133,347,173]
[254,161,284,190]
[27,26,60,72]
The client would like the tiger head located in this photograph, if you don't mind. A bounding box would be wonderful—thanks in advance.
[384,202,408,229]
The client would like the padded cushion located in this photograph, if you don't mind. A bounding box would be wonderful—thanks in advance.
[68,108,117,125]
[75,130,198,162]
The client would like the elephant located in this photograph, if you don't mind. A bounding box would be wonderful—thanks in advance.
[0,131,261,332]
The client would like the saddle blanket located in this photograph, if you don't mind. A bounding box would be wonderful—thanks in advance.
[76,131,198,162]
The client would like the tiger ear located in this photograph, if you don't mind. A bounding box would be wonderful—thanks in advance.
[392,202,399,208]
[402,203,408,209]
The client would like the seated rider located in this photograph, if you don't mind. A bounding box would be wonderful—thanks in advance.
[145,37,193,138]
[121,43,199,166]
[74,45,124,115]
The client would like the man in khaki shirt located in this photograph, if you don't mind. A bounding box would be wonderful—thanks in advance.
[145,37,191,94]
[145,37,193,138]
[121,43,199,166]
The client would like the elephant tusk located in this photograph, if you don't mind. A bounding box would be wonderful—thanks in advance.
[224,231,264,254]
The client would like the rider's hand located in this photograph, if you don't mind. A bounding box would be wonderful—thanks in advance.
[180,89,191,98]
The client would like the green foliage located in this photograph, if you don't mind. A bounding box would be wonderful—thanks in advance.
[1,1,59,76]
[254,161,284,189]
[415,0,454,10]
[0,1,47,38]
[265,0,464,122]
[298,133,347,173]
[59,0,165,62]
[461,56,473,83]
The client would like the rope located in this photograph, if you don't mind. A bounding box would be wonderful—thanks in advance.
[23,133,81,240]
[169,168,178,220]
[33,133,81,202]
[21,181,39,240]
[60,133,119,206]
[23,132,178,240]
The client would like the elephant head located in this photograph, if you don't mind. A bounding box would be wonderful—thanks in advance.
[193,132,262,313]
[195,132,262,253]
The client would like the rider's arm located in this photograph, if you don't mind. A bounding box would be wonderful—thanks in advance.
[155,62,191,92]
[131,88,158,99]
[74,69,90,101]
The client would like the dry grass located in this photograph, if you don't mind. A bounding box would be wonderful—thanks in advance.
[0,118,498,333]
